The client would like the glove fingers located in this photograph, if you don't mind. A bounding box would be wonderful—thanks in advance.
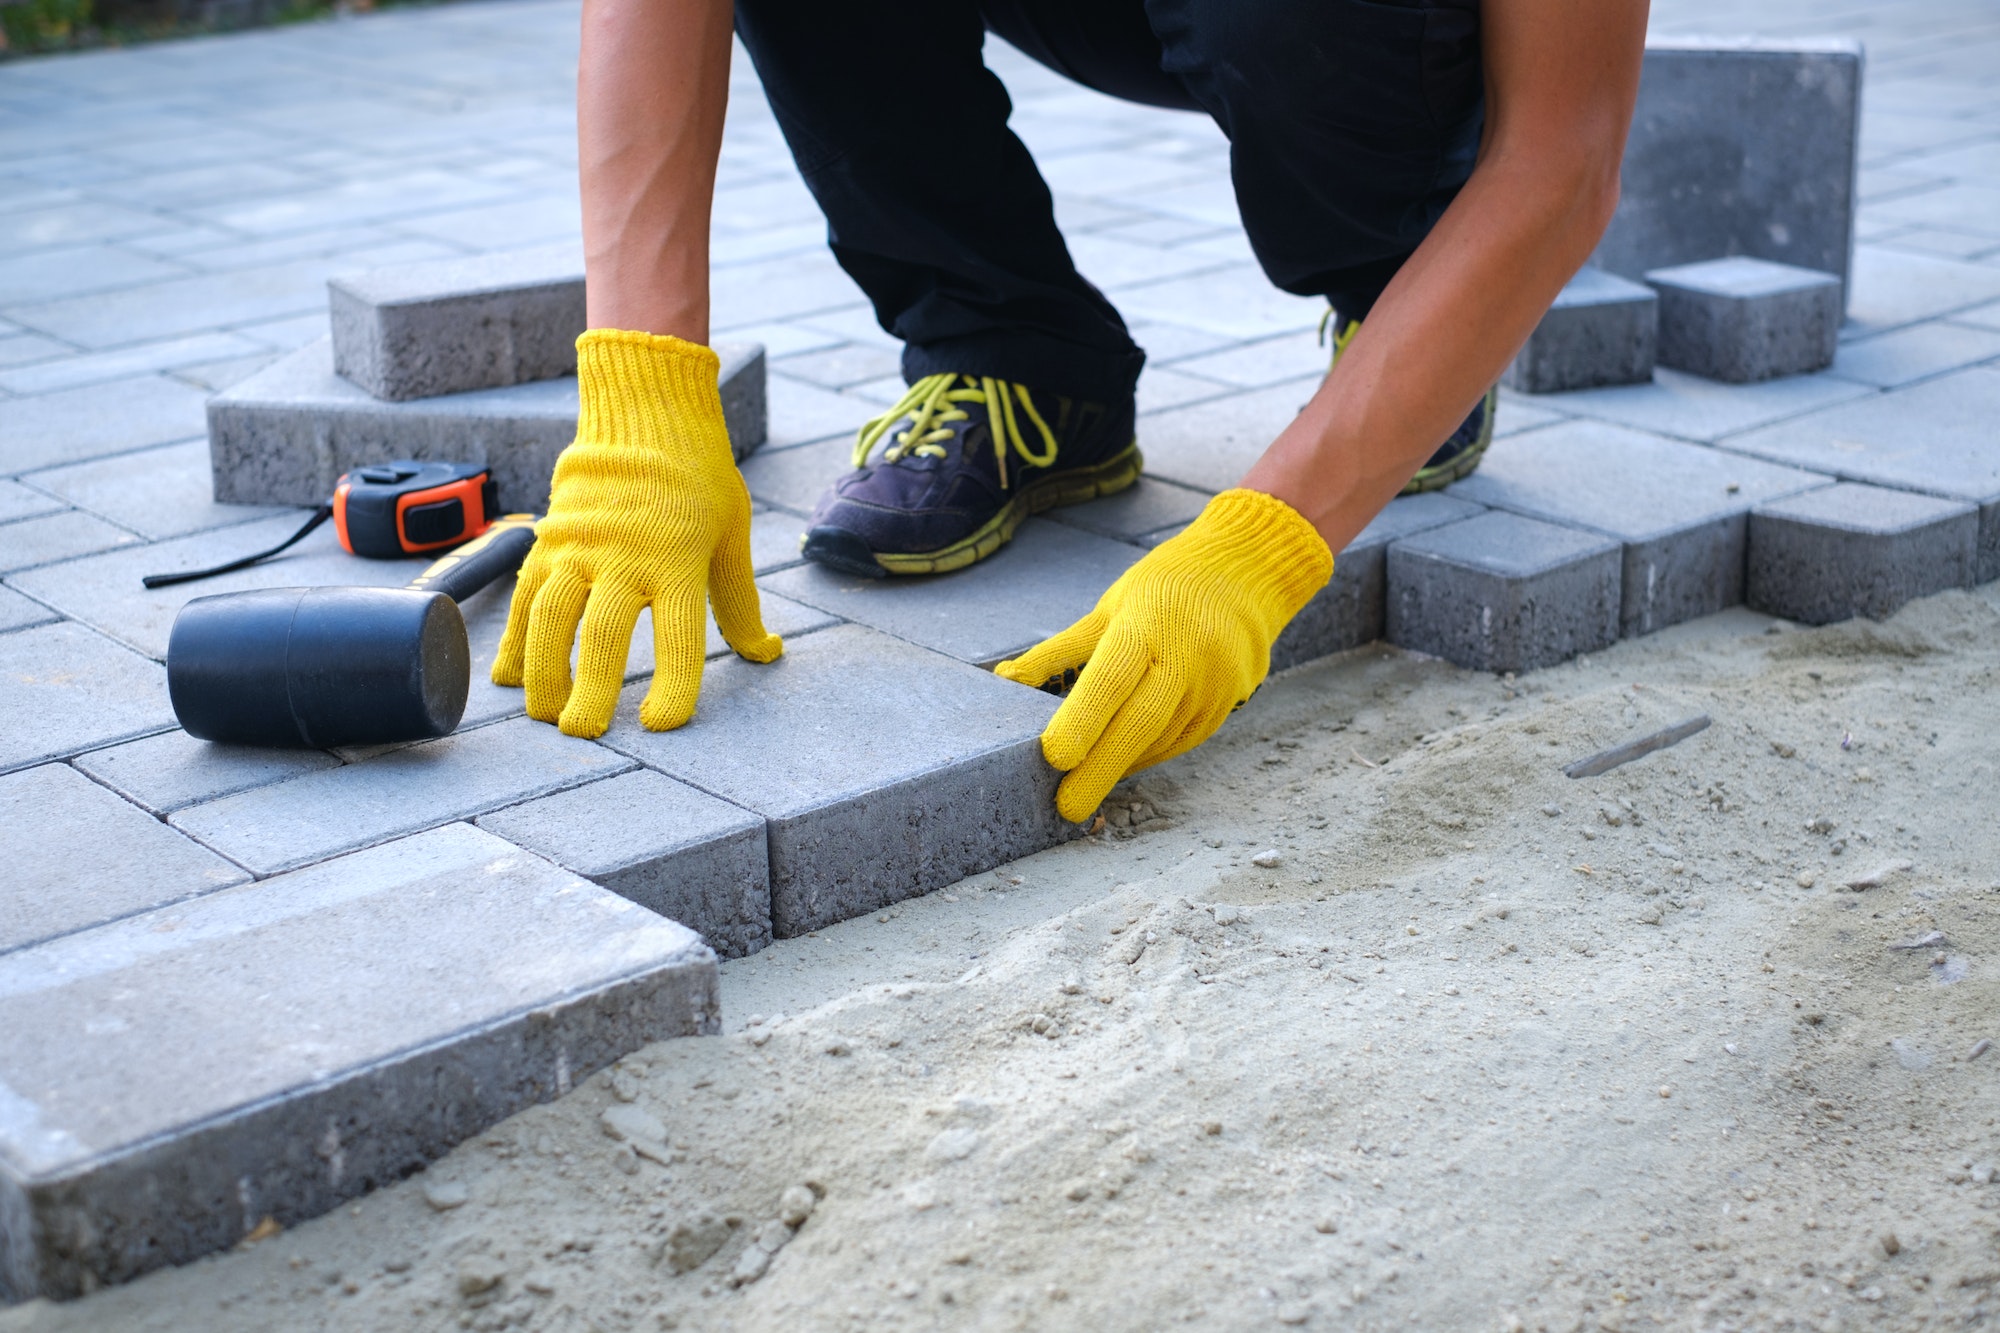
[708,510,782,665]
[557,579,648,738]
[490,554,549,688]
[1054,668,1181,824]
[522,570,592,723]
[994,609,1109,693]
[1038,625,1149,773]
[639,582,708,731]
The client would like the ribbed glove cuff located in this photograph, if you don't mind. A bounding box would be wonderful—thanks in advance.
[1194,488,1335,614]
[574,328,725,452]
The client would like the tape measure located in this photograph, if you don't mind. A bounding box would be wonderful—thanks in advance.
[143,460,509,589]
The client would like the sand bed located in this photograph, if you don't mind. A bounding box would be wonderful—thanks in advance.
[8,589,1999,1332]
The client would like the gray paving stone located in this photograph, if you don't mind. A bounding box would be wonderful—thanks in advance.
[0,374,209,475]
[72,728,342,816]
[1448,421,1831,636]
[0,480,64,525]
[1162,330,1329,390]
[0,764,248,956]
[1273,492,1486,671]
[170,716,633,877]
[1136,375,1322,494]
[4,256,348,350]
[206,338,765,512]
[1827,321,2000,388]
[0,509,139,573]
[601,623,1067,936]
[764,372,871,450]
[0,822,716,1301]
[1646,258,1842,383]
[761,519,1142,668]
[0,329,264,397]
[739,432,856,515]
[1598,38,1861,304]
[0,622,172,774]
[24,439,289,540]
[0,243,189,308]
[1542,365,1871,443]
[1716,366,2000,581]
[0,333,70,369]
[1503,268,1658,393]
[1748,483,1979,624]
[1114,264,1325,342]
[1386,512,1622,674]
[1045,475,1215,543]
[0,586,58,635]
[1843,246,2000,337]
[329,244,585,400]
[478,770,772,960]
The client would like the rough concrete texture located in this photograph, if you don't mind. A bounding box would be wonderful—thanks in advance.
[328,244,584,401]
[1272,492,1485,672]
[1716,366,2000,583]
[1386,512,1623,674]
[169,716,632,876]
[1502,268,1659,393]
[0,764,248,955]
[600,624,1066,936]
[70,728,342,815]
[1747,482,1979,624]
[205,338,765,511]
[0,823,717,1302]
[1647,257,1843,383]
[1448,421,1830,636]
[0,622,172,775]
[1597,38,1862,307]
[1043,475,1215,544]
[759,519,1142,668]
[477,769,773,960]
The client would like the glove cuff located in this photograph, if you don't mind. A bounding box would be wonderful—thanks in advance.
[574,328,726,452]
[1195,488,1335,615]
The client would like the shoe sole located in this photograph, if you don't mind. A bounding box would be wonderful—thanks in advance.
[1400,387,1497,496]
[807,440,1144,578]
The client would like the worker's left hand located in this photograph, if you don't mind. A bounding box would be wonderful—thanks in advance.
[996,488,1332,823]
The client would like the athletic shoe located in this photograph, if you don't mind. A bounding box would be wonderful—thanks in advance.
[1323,314,1497,495]
[801,373,1141,577]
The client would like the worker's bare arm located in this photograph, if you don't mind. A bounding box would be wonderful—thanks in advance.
[1240,0,1649,549]
[578,0,734,341]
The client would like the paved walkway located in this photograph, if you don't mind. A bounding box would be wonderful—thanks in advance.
[4,0,2000,1297]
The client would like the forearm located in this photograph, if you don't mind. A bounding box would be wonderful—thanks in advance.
[1241,0,1648,553]
[578,0,734,341]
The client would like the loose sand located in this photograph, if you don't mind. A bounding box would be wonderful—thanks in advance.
[8,589,1999,1332]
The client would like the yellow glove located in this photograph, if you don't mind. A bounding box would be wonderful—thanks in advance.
[492,329,781,738]
[996,488,1331,822]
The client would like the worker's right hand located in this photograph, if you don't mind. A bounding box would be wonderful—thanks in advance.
[493,329,781,739]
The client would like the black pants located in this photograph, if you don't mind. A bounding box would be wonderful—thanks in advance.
[734,0,1484,402]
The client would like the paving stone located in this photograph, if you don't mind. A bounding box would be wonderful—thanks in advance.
[0,509,139,573]
[1448,421,1830,636]
[4,255,349,350]
[764,372,871,450]
[1717,366,2000,582]
[170,716,633,876]
[0,622,172,774]
[0,374,209,475]
[24,439,289,540]
[0,333,70,370]
[1597,38,1862,303]
[0,480,65,525]
[1273,492,1486,671]
[761,519,1142,668]
[1045,475,1215,543]
[328,244,585,400]
[1503,268,1658,393]
[0,586,58,634]
[206,337,765,512]
[1544,365,1872,443]
[0,329,265,397]
[1646,257,1842,383]
[1748,483,1979,624]
[1843,246,2000,338]
[0,243,190,308]
[1828,321,2000,389]
[1115,264,1325,341]
[0,822,716,1300]
[72,728,342,816]
[1386,512,1622,674]
[1163,330,1329,390]
[478,770,772,959]
[739,433,857,515]
[0,764,248,956]
[600,623,1066,936]
[1136,375,1321,494]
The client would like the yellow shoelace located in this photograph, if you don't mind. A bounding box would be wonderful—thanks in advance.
[1316,308,1362,366]
[854,373,1060,491]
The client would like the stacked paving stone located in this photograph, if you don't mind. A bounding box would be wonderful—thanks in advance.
[7,8,2000,1302]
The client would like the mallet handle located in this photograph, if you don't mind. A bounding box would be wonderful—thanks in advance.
[406,515,538,604]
